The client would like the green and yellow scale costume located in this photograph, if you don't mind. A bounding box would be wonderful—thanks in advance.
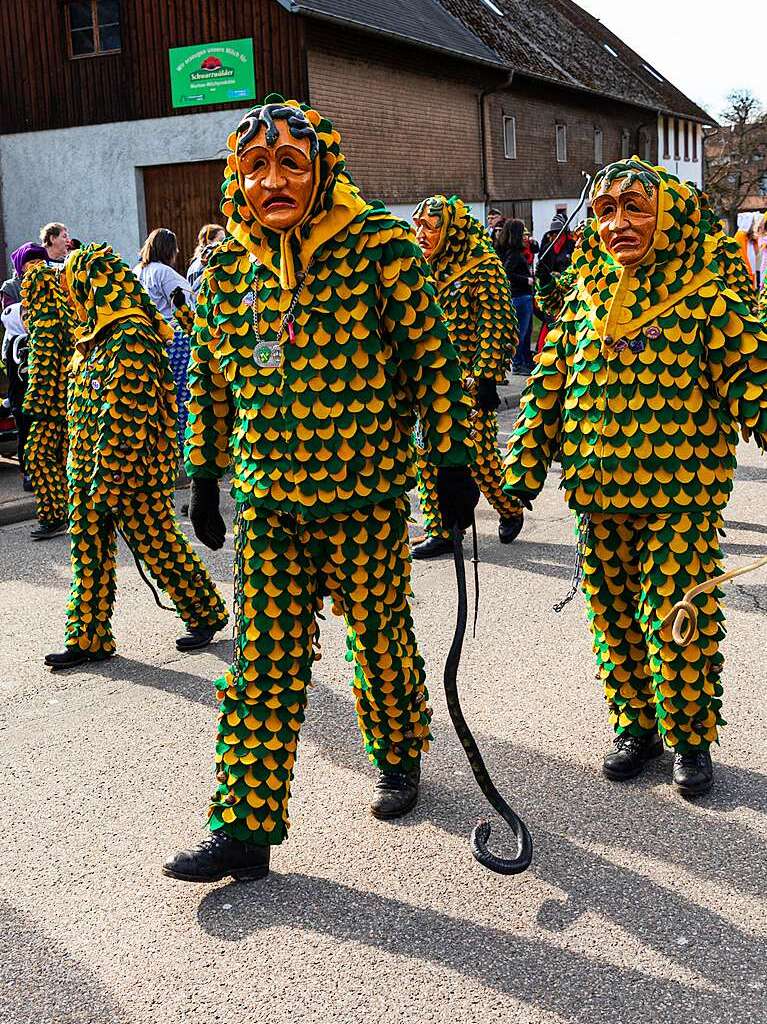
[21,262,75,526]
[185,98,472,845]
[504,160,767,753]
[61,244,228,656]
[412,195,521,540]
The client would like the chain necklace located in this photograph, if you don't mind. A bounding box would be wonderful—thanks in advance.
[249,264,310,369]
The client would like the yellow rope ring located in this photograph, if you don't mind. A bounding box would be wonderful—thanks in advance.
[661,555,767,646]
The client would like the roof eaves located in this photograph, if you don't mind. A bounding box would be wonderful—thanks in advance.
[278,0,506,68]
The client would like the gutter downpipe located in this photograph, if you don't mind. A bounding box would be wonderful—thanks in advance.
[479,71,514,213]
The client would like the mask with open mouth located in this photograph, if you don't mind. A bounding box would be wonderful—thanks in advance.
[235,102,319,233]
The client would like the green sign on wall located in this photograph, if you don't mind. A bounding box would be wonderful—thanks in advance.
[169,38,256,109]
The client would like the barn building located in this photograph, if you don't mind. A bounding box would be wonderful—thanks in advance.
[0,0,710,270]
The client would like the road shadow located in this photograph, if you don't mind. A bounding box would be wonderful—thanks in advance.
[195,869,764,1023]
[0,899,130,1023]
[103,651,767,1018]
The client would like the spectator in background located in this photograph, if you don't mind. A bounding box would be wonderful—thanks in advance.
[487,207,506,249]
[40,223,71,264]
[1,272,31,490]
[535,213,577,353]
[187,223,225,295]
[134,228,194,459]
[498,218,535,375]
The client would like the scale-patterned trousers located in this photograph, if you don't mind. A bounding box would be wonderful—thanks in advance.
[208,496,432,846]
[25,419,68,525]
[416,408,521,539]
[65,485,228,655]
[581,512,725,753]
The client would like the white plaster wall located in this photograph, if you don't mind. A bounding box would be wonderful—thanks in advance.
[387,201,486,225]
[657,117,703,188]
[531,198,582,240]
[0,108,249,269]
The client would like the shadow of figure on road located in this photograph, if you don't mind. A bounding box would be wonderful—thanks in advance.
[95,652,767,1020]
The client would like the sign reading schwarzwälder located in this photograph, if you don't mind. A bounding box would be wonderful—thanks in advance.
[169,38,256,109]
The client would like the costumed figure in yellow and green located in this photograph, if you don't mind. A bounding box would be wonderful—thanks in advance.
[162,96,478,884]
[409,194,523,559]
[18,246,74,541]
[503,158,767,797]
[44,243,229,672]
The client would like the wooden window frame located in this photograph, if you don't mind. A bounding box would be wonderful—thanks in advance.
[503,115,517,160]
[65,0,121,60]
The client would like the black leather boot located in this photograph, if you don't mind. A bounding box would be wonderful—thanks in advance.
[412,536,454,560]
[498,512,524,545]
[603,731,663,781]
[44,647,114,671]
[30,519,67,541]
[176,625,222,652]
[162,833,270,882]
[673,749,713,797]
[370,768,420,819]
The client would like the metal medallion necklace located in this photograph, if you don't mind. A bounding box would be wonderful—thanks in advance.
[247,264,310,369]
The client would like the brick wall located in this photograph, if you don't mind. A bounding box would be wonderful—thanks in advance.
[306,24,489,206]
[486,77,659,202]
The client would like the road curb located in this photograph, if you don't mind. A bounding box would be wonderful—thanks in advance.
[0,496,36,526]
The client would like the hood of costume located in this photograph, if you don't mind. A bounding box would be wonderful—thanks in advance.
[415,195,496,288]
[505,158,767,515]
[221,95,367,290]
[20,261,75,420]
[65,242,174,349]
[185,97,471,519]
[413,194,517,383]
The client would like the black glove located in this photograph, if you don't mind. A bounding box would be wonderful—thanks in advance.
[189,478,226,550]
[170,286,188,311]
[509,490,535,511]
[437,465,480,531]
[475,378,500,413]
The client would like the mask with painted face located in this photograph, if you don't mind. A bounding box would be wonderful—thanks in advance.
[237,118,316,233]
[592,177,658,266]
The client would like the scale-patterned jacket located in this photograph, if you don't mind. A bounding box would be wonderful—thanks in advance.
[21,262,75,421]
[416,195,517,384]
[65,244,179,509]
[185,100,472,520]
[504,160,767,515]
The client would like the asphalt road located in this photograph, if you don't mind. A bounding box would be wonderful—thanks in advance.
[2,415,767,1024]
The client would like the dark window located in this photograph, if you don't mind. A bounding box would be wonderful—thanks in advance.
[684,121,690,160]
[673,118,680,159]
[640,129,652,162]
[692,125,698,161]
[594,128,603,165]
[621,129,631,159]
[663,116,670,159]
[66,1,121,58]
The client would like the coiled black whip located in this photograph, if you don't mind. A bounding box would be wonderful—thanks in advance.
[443,521,533,875]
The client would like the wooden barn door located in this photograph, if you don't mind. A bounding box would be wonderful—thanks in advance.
[142,159,227,273]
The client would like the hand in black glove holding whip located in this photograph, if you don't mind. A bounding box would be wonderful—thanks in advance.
[189,478,227,550]
[436,464,480,532]
[475,378,501,414]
